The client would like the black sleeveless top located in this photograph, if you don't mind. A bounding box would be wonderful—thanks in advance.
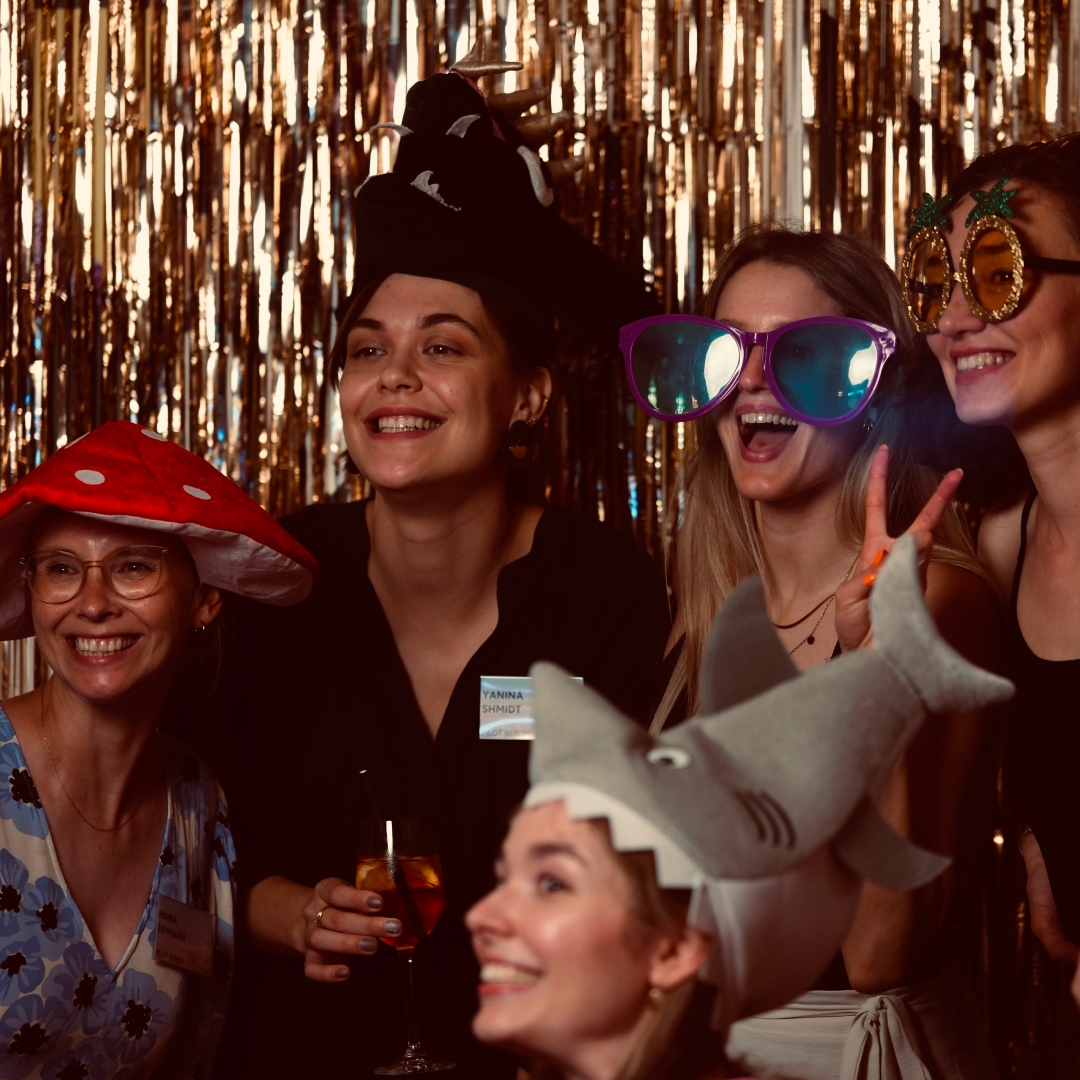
[1009,490,1080,942]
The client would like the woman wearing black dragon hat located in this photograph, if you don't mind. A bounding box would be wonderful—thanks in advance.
[179,50,669,1078]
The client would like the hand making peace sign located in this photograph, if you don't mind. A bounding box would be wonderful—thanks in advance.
[834,444,963,653]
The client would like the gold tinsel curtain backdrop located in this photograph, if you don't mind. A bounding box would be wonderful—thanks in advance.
[1,0,1079,1074]
[3,0,1077,529]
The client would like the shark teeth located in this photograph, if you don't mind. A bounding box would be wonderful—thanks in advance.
[377,415,441,433]
[955,352,1013,373]
[740,412,798,427]
[479,962,540,985]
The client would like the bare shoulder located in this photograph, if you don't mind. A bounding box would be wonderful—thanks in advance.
[976,494,1030,602]
[925,560,1001,616]
[924,559,1004,669]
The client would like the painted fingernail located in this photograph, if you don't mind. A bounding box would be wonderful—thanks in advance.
[366,895,383,911]
[335,966,350,979]
[872,549,886,567]
[862,573,876,586]
[359,938,378,953]
[383,920,402,935]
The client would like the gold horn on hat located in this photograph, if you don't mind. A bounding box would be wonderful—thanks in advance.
[450,38,524,78]
[510,111,572,148]
[547,155,584,184]
[486,87,550,119]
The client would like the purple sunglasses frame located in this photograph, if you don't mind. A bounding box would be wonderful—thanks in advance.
[619,314,898,427]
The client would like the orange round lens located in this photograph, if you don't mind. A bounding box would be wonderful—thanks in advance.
[968,227,1020,317]
[902,231,951,332]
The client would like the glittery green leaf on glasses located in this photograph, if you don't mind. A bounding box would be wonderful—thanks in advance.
[910,192,953,234]
[964,177,1016,227]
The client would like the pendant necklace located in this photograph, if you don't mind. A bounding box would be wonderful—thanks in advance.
[784,550,862,656]
[772,593,832,630]
[39,682,148,833]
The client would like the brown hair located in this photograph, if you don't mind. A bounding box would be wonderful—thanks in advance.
[654,223,986,726]
[936,135,1080,510]
[946,132,1080,243]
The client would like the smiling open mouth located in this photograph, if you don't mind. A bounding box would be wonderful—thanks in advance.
[70,636,138,657]
[738,410,799,451]
[374,415,443,433]
[955,352,1013,373]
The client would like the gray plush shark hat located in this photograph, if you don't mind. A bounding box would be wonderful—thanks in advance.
[524,534,1013,1033]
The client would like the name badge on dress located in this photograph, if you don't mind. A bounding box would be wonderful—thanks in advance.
[479,675,583,740]
[153,895,215,978]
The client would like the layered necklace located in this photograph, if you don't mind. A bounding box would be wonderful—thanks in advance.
[774,550,862,656]
[39,682,155,833]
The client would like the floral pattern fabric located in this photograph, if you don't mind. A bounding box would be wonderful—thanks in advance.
[0,709,235,1079]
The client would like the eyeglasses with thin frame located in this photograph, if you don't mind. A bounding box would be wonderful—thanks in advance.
[20,546,171,605]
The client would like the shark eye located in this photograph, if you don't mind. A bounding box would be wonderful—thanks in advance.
[645,747,691,770]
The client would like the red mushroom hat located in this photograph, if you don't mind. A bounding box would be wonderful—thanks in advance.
[0,421,318,639]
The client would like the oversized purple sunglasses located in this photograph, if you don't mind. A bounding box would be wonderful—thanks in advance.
[620,315,898,426]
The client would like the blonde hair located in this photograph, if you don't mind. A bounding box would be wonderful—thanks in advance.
[654,224,987,727]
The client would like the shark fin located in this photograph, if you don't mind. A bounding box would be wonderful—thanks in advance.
[699,576,799,716]
[870,535,1014,715]
[833,796,950,890]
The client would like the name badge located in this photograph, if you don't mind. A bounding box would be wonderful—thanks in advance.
[479,675,583,740]
[153,895,215,978]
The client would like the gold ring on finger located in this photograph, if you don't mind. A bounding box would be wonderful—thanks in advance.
[314,907,329,929]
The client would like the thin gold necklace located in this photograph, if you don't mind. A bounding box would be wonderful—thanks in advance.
[39,683,148,833]
[785,550,861,656]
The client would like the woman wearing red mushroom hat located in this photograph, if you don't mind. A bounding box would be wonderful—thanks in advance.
[0,421,315,1077]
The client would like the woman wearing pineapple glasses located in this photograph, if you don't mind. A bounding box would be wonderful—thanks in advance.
[902,136,1080,968]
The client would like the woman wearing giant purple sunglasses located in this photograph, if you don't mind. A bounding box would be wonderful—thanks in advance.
[621,313,897,429]
[634,224,1003,1080]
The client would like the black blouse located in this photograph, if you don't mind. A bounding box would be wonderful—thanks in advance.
[171,500,670,1079]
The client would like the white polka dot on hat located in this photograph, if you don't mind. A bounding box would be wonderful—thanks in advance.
[0,421,318,640]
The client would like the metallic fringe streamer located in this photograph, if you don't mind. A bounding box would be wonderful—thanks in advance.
[0,0,1077,1071]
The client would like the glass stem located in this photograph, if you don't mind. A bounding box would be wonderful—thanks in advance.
[399,946,424,1057]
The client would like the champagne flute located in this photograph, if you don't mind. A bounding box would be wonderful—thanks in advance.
[356,816,456,1074]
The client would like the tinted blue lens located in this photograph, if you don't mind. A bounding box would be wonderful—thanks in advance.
[629,322,741,417]
[771,324,879,420]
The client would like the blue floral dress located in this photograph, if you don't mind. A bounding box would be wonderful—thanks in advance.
[0,708,236,1079]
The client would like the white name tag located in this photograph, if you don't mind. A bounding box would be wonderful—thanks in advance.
[153,895,215,978]
[479,675,583,740]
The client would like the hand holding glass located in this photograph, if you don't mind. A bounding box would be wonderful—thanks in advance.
[356,817,455,1074]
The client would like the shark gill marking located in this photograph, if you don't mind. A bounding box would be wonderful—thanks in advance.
[736,790,797,849]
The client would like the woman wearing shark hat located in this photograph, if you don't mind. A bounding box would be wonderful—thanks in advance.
[178,50,669,1079]
[468,535,1013,1080]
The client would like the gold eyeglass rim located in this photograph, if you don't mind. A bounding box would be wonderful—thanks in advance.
[19,544,172,604]
[901,212,1080,333]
